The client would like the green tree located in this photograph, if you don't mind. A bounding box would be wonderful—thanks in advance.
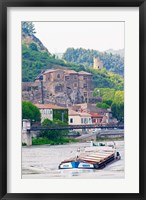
[22,22,36,35]
[29,43,38,51]
[22,42,124,91]
[113,91,124,104]
[103,99,113,106]
[22,101,41,122]
[96,102,110,110]
[53,109,68,123]
[93,88,115,100]
[111,91,124,123]
[63,47,124,76]
[41,119,55,139]
[41,118,68,140]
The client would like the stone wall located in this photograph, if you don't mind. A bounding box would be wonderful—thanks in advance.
[22,81,83,105]
[22,70,101,105]
[22,130,32,146]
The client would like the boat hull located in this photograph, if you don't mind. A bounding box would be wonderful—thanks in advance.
[59,153,119,169]
[59,161,94,169]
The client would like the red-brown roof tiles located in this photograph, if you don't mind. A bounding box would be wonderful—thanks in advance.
[35,104,66,109]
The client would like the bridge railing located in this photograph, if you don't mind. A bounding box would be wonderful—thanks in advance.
[29,124,124,131]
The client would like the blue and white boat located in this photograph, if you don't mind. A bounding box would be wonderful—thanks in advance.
[59,142,121,169]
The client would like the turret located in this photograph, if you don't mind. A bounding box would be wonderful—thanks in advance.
[93,57,103,70]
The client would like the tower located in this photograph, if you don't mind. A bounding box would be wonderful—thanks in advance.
[93,57,103,70]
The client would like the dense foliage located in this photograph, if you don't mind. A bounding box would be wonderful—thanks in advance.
[22,43,85,82]
[63,48,124,75]
[96,102,110,109]
[87,68,124,90]
[22,101,41,122]
[22,43,124,90]
[94,88,124,122]
[93,88,115,102]
[22,23,124,91]
[22,22,36,35]
[32,137,78,145]
[41,118,68,141]
[111,91,124,123]
[53,109,68,123]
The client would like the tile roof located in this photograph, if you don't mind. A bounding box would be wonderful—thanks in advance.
[37,69,92,77]
[43,69,60,74]
[72,103,109,113]
[90,113,103,117]
[35,104,67,109]
[63,69,78,74]
[69,110,80,116]
[78,71,92,75]
[69,109,91,117]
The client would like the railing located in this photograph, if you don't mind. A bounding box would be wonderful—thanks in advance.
[29,124,124,131]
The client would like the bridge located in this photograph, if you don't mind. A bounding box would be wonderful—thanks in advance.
[76,129,124,142]
[29,124,124,131]
[22,119,124,146]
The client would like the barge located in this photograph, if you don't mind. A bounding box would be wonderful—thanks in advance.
[59,142,121,169]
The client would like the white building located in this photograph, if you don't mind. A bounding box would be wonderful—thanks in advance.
[35,104,67,122]
[69,109,92,125]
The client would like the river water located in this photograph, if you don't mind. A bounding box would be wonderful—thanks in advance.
[22,140,124,179]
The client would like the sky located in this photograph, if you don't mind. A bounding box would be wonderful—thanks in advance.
[33,22,124,54]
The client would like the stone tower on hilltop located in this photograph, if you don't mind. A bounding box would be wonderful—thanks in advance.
[93,57,103,70]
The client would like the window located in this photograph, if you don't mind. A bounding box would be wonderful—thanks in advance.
[57,74,60,79]
[84,118,88,124]
[83,83,87,89]
[83,76,87,80]
[70,118,73,123]
[55,85,63,92]
[81,118,84,124]
[47,109,50,114]
[84,92,87,97]
[93,119,96,123]
[74,83,77,87]
[65,76,69,81]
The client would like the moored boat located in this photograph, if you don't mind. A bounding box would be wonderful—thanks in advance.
[58,142,121,169]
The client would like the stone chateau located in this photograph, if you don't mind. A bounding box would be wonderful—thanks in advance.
[22,68,101,105]
[22,57,103,105]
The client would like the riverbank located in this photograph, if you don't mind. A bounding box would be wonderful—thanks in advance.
[32,137,79,145]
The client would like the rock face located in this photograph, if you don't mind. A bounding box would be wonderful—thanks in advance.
[22,82,81,105]
[22,32,49,53]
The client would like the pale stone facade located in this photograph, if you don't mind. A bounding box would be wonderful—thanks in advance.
[35,104,66,122]
[93,57,103,70]
[69,109,92,125]
[22,69,101,105]
[36,69,93,104]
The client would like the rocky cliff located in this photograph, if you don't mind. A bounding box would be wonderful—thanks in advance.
[22,32,49,53]
[22,82,101,105]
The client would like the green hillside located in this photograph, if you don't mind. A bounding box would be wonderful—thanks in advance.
[22,43,85,82]
[22,43,123,90]
[63,48,124,75]
[22,22,124,90]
